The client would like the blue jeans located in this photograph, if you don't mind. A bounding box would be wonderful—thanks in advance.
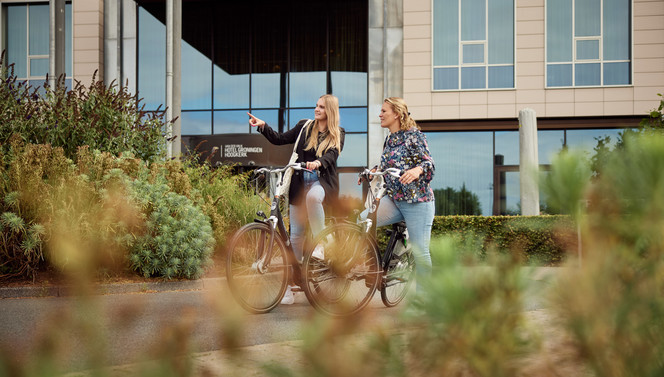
[289,171,326,262]
[360,196,435,290]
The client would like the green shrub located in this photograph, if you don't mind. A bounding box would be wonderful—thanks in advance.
[380,215,576,266]
[0,56,169,162]
[549,131,664,376]
[127,175,215,279]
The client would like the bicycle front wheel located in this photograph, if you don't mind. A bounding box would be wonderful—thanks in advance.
[381,247,415,307]
[302,222,380,317]
[226,222,289,314]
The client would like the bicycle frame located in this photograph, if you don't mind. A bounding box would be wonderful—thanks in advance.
[253,163,312,286]
[358,168,407,272]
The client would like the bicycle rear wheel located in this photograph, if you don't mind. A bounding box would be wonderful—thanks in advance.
[226,222,289,314]
[380,247,415,307]
[302,222,380,317]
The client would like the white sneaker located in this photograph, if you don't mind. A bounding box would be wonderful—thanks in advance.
[280,285,295,305]
[312,244,325,260]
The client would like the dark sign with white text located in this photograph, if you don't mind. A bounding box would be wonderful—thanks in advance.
[181,134,293,167]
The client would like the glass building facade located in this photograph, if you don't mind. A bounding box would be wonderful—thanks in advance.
[136,0,368,170]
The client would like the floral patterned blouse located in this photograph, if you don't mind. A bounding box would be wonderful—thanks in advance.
[380,128,435,203]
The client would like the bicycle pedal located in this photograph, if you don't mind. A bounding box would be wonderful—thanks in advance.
[290,286,304,292]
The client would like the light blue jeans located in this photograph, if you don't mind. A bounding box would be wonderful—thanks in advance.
[360,196,435,291]
[289,171,326,262]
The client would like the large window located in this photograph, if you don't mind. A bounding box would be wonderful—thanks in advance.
[432,0,515,90]
[4,2,73,89]
[137,0,368,167]
[546,0,631,87]
[425,128,625,216]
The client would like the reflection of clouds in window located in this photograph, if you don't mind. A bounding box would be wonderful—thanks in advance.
[426,132,493,216]
[182,40,211,110]
[214,65,249,109]
[338,108,367,133]
[538,130,565,165]
[289,72,326,108]
[331,72,367,107]
[339,173,363,200]
[495,131,519,165]
[181,111,211,135]
[338,133,367,167]
[138,7,166,110]
[214,110,251,134]
[252,73,282,108]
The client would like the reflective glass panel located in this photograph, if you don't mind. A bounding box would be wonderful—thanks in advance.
[575,63,600,86]
[547,64,573,87]
[575,0,601,37]
[331,72,367,107]
[488,66,514,88]
[289,109,315,130]
[250,110,281,134]
[339,172,363,200]
[488,0,514,64]
[339,108,367,133]
[461,67,485,89]
[461,0,486,41]
[29,58,48,77]
[604,0,631,60]
[546,0,573,62]
[181,40,211,110]
[566,128,624,155]
[214,110,251,134]
[434,67,459,90]
[7,6,28,78]
[577,39,600,60]
[252,73,286,109]
[28,4,48,55]
[137,6,166,110]
[538,130,565,164]
[213,1,250,109]
[289,72,326,108]
[337,133,367,168]
[425,132,494,216]
[495,131,519,165]
[463,44,484,64]
[433,0,459,66]
[603,62,630,85]
[181,111,211,135]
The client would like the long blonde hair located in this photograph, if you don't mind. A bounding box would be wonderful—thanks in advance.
[384,97,419,131]
[305,94,342,157]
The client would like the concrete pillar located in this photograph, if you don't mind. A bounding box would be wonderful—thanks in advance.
[166,0,181,159]
[49,0,65,86]
[104,0,122,87]
[519,108,540,216]
[368,0,403,168]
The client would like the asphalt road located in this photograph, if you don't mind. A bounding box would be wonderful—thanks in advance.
[0,280,404,372]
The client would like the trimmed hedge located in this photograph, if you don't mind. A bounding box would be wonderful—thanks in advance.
[431,215,577,265]
[376,215,576,266]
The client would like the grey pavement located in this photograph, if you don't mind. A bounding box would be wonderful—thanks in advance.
[0,267,563,377]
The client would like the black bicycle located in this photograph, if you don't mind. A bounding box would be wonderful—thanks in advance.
[225,163,312,314]
[301,167,416,316]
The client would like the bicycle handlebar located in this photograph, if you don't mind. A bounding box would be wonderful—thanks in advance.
[255,162,313,175]
[360,167,401,179]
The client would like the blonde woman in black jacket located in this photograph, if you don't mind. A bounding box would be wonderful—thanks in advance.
[248,94,345,304]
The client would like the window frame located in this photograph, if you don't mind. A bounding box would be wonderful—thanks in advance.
[431,0,516,92]
[544,0,633,89]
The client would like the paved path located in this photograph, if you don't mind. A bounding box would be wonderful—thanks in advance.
[0,267,561,376]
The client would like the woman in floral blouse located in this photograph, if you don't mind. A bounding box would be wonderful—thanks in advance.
[361,97,435,290]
